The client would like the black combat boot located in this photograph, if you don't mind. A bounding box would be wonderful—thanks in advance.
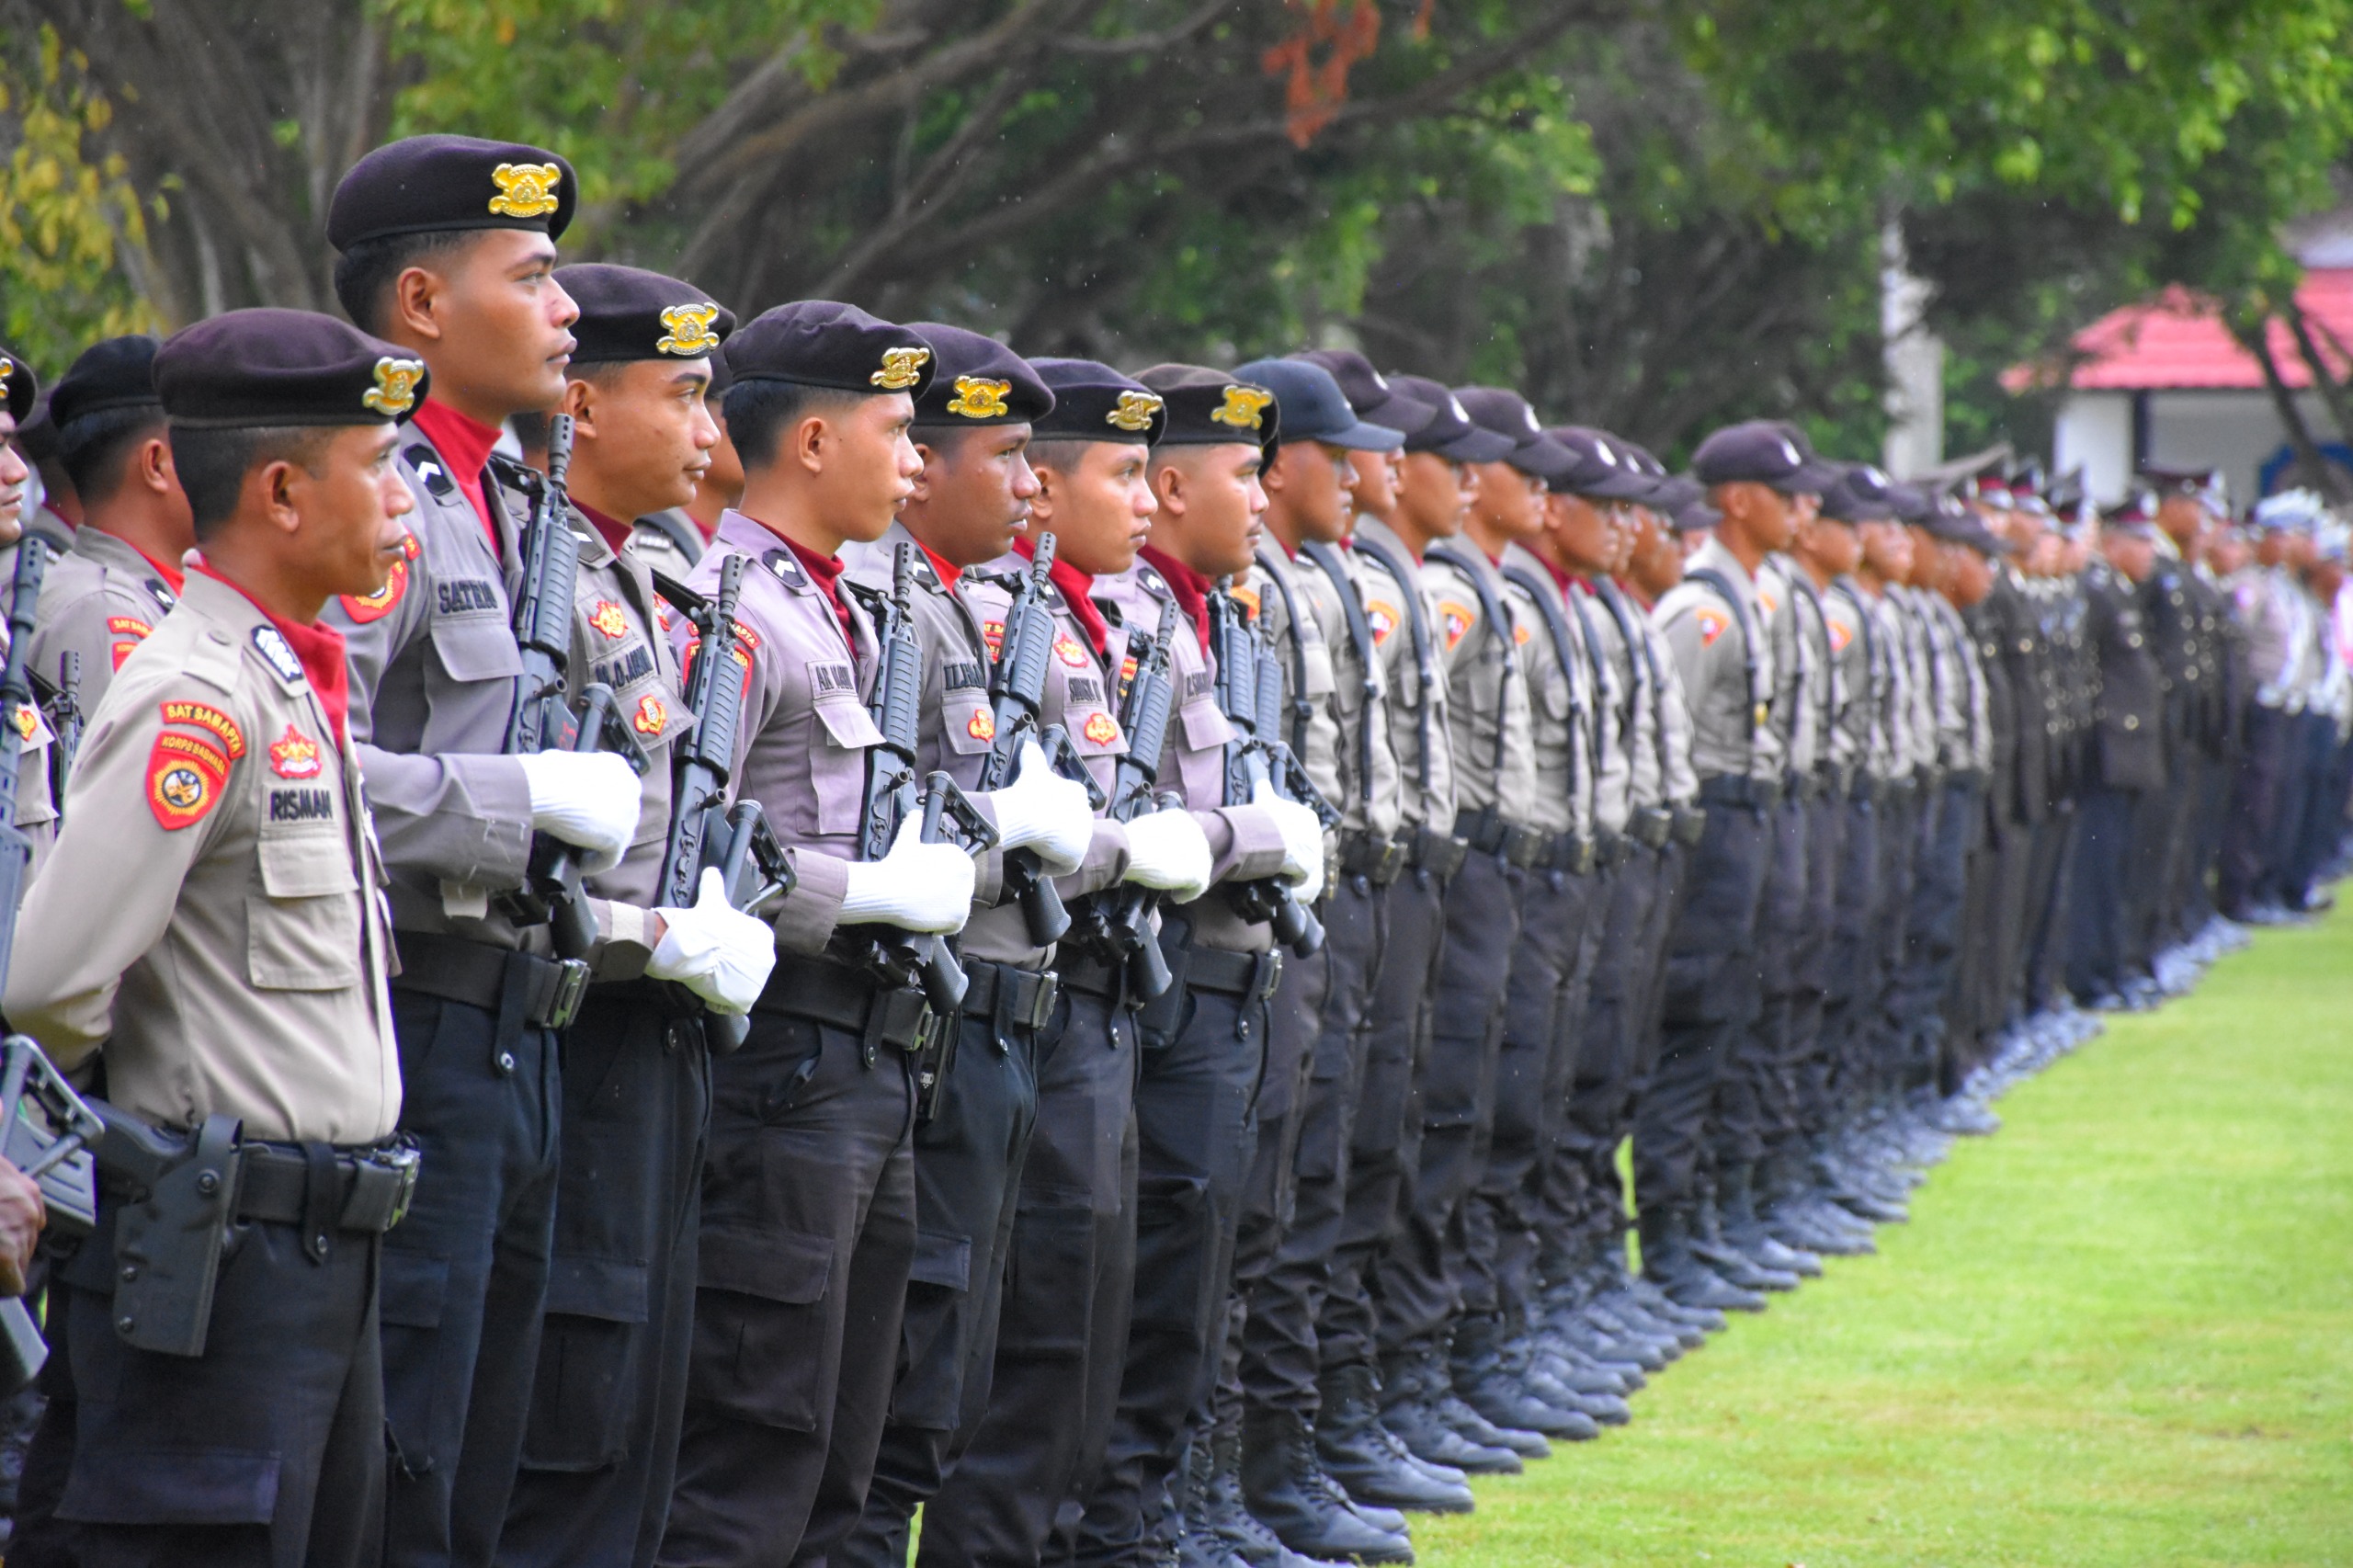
[1692,1176,1801,1292]
[1720,1161,1821,1278]
[1242,1409,1417,1564]
[1377,1347,1520,1475]
[1427,1342,1549,1460]
[1639,1202,1768,1312]
[1449,1314,1597,1441]
[1314,1365,1475,1513]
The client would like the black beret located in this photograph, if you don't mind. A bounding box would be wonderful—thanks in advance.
[49,335,163,429]
[2102,492,2157,534]
[726,301,936,400]
[1290,349,1436,437]
[1927,491,2013,553]
[1819,461,1900,524]
[1386,375,1515,462]
[1133,364,1280,454]
[329,134,577,250]
[154,309,430,429]
[1234,358,1401,451]
[555,264,734,366]
[704,343,733,400]
[1453,386,1576,483]
[1691,419,1842,494]
[1029,358,1165,446]
[0,345,36,425]
[1542,426,1656,502]
[906,324,1053,428]
[15,392,59,465]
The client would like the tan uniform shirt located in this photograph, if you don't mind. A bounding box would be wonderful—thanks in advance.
[1296,535,1403,846]
[1654,538,1782,784]
[1497,545,1595,840]
[1421,540,1537,831]
[27,526,180,719]
[1350,518,1456,834]
[7,573,401,1143]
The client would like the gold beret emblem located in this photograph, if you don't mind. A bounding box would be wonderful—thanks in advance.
[947,375,1013,420]
[362,357,426,417]
[0,358,14,384]
[487,161,564,219]
[655,302,722,358]
[1106,390,1164,433]
[1211,384,1274,431]
[870,346,932,392]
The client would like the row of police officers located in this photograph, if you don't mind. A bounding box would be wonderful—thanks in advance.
[0,131,2336,1568]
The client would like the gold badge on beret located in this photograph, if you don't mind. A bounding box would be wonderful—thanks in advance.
[363,357,426,417]
[1211,385,1274,431]
[656,302,722,358]
[487,162,564,219]
[871,346,932,391]
[0,358,13,384]
[1106,390,1164,433]
[947,376,1012,419]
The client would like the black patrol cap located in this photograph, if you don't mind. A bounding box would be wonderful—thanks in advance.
[726,301,936,400]
[1886,480,1935,525]
[907,324,1053,428]
[154,308,430,429]
[1690,419,1842,495]
[1927,490,2011,553]
[1134,364,1280,455]
[1819,461,1899,524]
[1290,349,1435,437]
[0,345,36,425]
[1543,426,1657,502]
[1030,358,1165,446]
[1234,358,1403,451]
[48,335,163,428]
[1659,476,1720,533]
[1384,374,1515,462]
[2102,492,2158,536]
[329,134,578,250]
[1454,387,1576,483]
[556,264,735,366]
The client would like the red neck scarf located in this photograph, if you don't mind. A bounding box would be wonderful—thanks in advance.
[572,498,635,559]
[190,563,352,744]
[130,541,188,593]
[783,535,855,648]
[1139,543,1213,653]
[1014,535,1110,655]
[409,399,505,555]
[918,542,963,600]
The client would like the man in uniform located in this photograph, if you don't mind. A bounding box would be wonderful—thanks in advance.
[2222,494,2325,924]
[631,347,740,581]
[1074,363,1323,1568]
[499,263,779,1568]
[7,306,424,1566]
[325,134,650,1567]
[916,359,1213,1568]
[27,335,190,716]
[834,324,1102,1568]
[652,302,981,1566]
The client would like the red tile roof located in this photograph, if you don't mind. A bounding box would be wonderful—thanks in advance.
[2004,271,2353,393]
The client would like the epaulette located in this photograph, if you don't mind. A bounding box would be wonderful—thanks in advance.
[1133,563,1173,601]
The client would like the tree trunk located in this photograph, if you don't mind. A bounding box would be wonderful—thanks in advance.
[2236,314,2347,501]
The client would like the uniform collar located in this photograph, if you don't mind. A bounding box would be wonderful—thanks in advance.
[408,398,505,551]
[1139,543,1212,652]
[184,564,352,743]
[570,498,630,562]
[70,525,184,593]
[1013,533,1110,655]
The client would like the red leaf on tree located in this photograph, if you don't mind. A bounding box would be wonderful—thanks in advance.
[1262,0,1385,149]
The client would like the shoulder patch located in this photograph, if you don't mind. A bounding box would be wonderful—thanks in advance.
[148,731,228,831]
[761,549,807,591]
[267,723,324,779]
[146,578,177,611]
[1756,589,1779,616]
[1135,565,1171,600]
[159,700,248,758]
[8,702,46,748]
[340,529,421,624]
[982,619,1006,657]
[1513,620,1533,647]
[107,615,153,640]
[1229,585,1261,619]
[1826,620,1853,655]
[403,445,457,500]
[1438,600,1477,653]
[1695,607,1730,648]
[252,627,304,686]
[1365,598,1401,647]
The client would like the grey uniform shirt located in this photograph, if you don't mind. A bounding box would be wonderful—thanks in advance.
[1824,577,1893,782]
[1756,555,1823,778]
[1298,535,1404,846]
[1351,517,1456,834]
[1576,577,1641,831]
[1653,537,1782,784]
[1421,540,1537,830]
[27,525,181,719]
[1497,544,1594,840]
[631,508,709,585]
[1245,547,1346,813]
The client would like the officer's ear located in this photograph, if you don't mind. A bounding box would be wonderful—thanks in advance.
[906,439,937,504]
[1150,453,1188,519]
[560,374,597,437]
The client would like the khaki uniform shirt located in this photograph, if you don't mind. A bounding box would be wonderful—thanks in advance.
[6,574,401,1143]
[1824,577,1892,781]
[1421,540,1537,829]
[1298,536,1404,845]
[1756,555,1824,777]
[1497,545,1595,840]
[27,526,180,720]
[1575,578,1640,831]
[1654,538,1781,784]
[1350,519,1456,833]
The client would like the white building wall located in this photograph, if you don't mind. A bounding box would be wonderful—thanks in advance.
[2057,388,2341,507]
[2053,392,2133,504]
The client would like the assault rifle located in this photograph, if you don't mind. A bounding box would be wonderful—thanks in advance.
[495,415,650,957]
[1067,601,1181,1000]
[1207,583,1327,957]
[43,652,82,805]
[977,532,1108,947]
[655,554,795,1054]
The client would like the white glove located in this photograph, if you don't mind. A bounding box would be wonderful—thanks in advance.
[839,816,978,934]
[1120,807,1212,902]
[1253,778,1325,904]
[982,740,1094,875]
[516,749,642,873]
[646,868,779,1015]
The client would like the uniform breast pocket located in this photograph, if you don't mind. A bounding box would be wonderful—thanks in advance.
[429,610,525,683]
[1178,697,1233,754]
[1300,644,1336,700]
[1539,669,1575,722]
[812,690,883,836]
[248,831,363,990]
[943,689,996,756]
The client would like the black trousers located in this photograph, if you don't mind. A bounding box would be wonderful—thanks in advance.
[502,988,711,1568]
[1073,926,1271,1566]
[1891,780,1976,1086]
[14,1206,382,1568]
[1318,867,1448,1377]
[839,968,1047,1568]
[921,985,1139,1568]
[381,985,561,1568]
[657,1010,916,1568]
[1635,801,1771,1209]
[1371,850,1525,1352]
[1467,864,1597,1323]
[2222,708,2295,914]
[1551,851,1654,1276]
[2065,785,2143,1001]
[1784,791,1844,1141]
[2023,806,2079,1016]
[1819,795,1882,1123]
[2287,716,2348,898]
[1240,875,1383,1419]
[1720,795,1811,1167]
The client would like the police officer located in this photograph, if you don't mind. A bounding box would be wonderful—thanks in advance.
[27,335,190,716]
[631,347,738,581]
[2222,493,2325,923]
[834,324,1101,1568]
[0,348,61,865]
[498,264,779,1568]
[918,359,1213,1568]
[6,307,424,1565]
[1075,364,1323,1567]
[654,302,981,1566]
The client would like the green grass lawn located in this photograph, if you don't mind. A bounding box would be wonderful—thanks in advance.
[1418,905,2353,1568]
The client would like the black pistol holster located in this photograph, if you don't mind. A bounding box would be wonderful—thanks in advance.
[101,1109,242,1358]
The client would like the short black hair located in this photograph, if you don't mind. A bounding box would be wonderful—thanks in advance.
[58,405,168,504]
[332,228,483,335]
[722,380,867,473]
[170,425,333,541]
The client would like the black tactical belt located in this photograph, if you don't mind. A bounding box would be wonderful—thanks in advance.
[1948,767,1988,790]
[959,959,1060,1034]
[1186,946,1284,1001]
[753,954,931,1051]
[392,930,590,1031]
[1887,776,1919,805]
[1849,772,1881,806]
[1542,832,1596,876]
[1671,805,1708,846]
[1054,949,1129,1003]
[1697,775,1782,812]
[235,1139,419,1235]
[1632,807,1674,849]
[1593,828,1627,868]
[1399,823,1469,878]
[1336,830,1406,885]
[1454,806,1547,868]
